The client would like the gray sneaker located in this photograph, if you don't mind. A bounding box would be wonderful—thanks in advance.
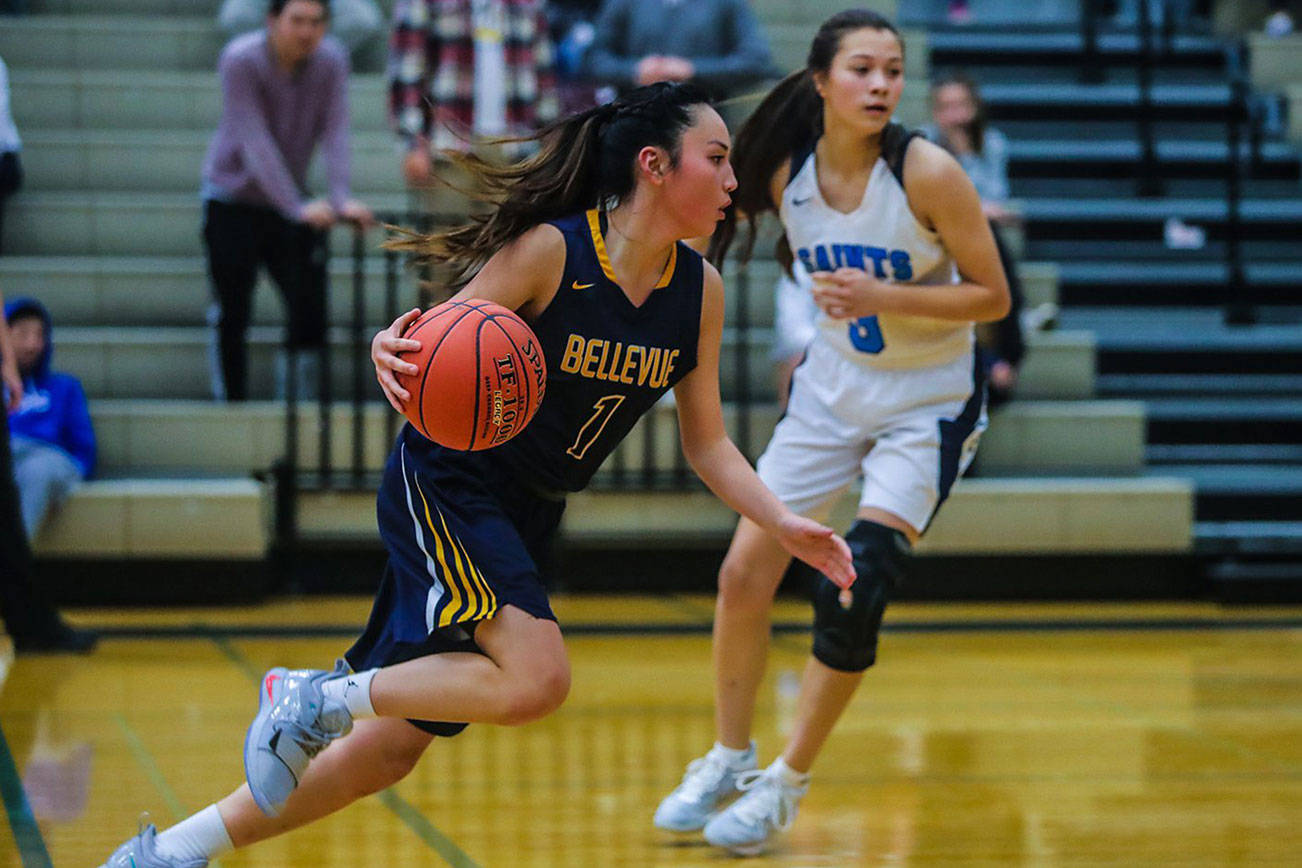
[243,660,353,817]
[99,824,207,868]
[653,742,757,832]
[702,764,809,855]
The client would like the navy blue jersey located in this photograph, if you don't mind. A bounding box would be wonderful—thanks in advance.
[491,209,704,492]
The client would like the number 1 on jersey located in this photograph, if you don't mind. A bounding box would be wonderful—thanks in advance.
[848,316,885,354]
[567,394,626,460]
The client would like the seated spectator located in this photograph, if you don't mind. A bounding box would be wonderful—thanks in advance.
[5,298,95,541]
[584,0,775,102]
[0,53,22,256]
[219,0,382,54]
[0,288,96,655]
[925,72,1026,407]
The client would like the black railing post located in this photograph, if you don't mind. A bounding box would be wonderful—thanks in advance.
[275,334,301,585]
[1224,45,1254,326]
[734,260,752,460]
[1079,0,1105,84]
[351,226,367,487]
[384,243,400,449]
[1135,0,1164,197]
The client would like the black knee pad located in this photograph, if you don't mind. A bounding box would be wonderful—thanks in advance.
[812,520,911,672]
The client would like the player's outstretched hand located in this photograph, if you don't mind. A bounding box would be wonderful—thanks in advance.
[372,307,423,413]
[774,513,856,590]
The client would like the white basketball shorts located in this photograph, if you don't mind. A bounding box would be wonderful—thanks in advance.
[756,339,987,533]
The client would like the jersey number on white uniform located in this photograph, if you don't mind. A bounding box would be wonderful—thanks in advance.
[849,316,885,354]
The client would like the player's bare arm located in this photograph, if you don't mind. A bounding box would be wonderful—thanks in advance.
[372,224,565,411]
[674,265,855,589]
[810,140,1009,323]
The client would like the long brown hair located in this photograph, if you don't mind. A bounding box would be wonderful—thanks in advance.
[709,9,903,272]
[391,82,713,285]
[930,71,987,155]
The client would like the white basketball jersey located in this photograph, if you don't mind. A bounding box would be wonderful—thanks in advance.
[778,126,973,370]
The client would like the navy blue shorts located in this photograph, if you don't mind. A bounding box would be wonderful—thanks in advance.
[345,425,565,736]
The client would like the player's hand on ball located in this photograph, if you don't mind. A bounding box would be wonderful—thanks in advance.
[811,268,884,320]
[774,513,856,590]
[373,308,423,412]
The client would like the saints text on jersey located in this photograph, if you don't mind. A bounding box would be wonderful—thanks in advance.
[797,244,914,281]
[558,334,680,389]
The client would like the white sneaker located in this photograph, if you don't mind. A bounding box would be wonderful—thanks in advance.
[702,763,809,856]
[653,742,757,832]
[99,823,207,867]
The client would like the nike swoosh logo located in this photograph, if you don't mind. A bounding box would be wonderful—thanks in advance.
[792,196,812,206]
[572,281,594,290]
[265,673,281,703]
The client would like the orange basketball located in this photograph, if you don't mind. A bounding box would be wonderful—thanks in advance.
[396,300,547,451]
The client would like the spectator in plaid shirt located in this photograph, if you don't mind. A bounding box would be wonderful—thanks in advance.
[389,0,560,188]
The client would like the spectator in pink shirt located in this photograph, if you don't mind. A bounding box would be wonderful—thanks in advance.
[201,0,372,401]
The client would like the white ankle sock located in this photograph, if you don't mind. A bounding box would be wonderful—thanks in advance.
[770,757,810,787]
[154,804,234,861]
[711,741,754,764]
[321,668,377,719]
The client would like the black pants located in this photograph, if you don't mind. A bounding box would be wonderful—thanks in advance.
[0,411,65,642]
[0,151,22,257]
[202,199,328,401]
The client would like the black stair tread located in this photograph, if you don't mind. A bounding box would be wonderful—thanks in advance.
[1149,444,1302,463]
[1198,520,1302,539]
[1141,397,1302,420]
[1001,119,1248,141]
[1011,140,1298,163]
[928,29,1226,57]
[1146,464,1302,493]
[1207,562,1302,581]
[1099,373,1302,395]
[1030,240,1302,260]
[1059,308,1302,350]
[1060,261,1302,285]
[1022,197,1302,221]
[984,81,1230,107]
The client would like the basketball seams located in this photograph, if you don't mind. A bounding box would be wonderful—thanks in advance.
[400,300,542,450]
[470,315,489,451]
[483,313,536,433]
[408,301,484,440]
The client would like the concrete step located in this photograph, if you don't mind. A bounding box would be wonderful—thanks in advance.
[0,254,422,328]
[86,396,1141,477]
[1018,330,1096,400]
[21,130,408,194]
[51,324,1094,403]
[9,70,390,132]
[301,476,1195,554]
[49,324,777,402]
[31,477,269,559]
[979,400,1145,474]
[0,254,1057,331]
[31,0,220,14]
[0,16,225,72]
[1,192,408,256]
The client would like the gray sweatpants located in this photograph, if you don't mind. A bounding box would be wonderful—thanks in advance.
[10,437,83,541]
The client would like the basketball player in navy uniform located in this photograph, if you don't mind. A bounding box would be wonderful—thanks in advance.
[654,11,1011,855]
[99,82,854,867]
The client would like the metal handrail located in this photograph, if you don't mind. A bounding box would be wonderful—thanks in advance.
[273,212,765,561]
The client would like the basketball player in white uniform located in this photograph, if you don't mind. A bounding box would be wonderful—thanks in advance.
[655,10,1010,856]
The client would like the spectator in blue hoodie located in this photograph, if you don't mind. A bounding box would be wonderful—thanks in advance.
[0,287,96,654]
[5,297,95,540]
